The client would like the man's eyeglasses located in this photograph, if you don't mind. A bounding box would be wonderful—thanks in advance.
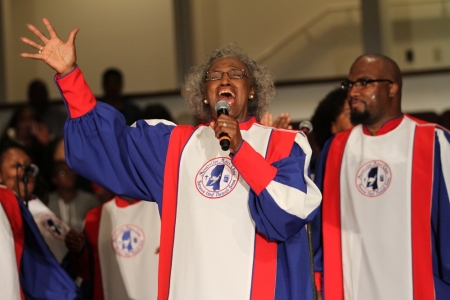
[341,79,393,90]
[205,69,248,81]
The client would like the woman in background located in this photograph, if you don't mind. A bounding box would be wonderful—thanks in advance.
[0,145,70,262]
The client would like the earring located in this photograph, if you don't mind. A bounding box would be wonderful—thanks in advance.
[203,99,209,105]
[249,95,254,99]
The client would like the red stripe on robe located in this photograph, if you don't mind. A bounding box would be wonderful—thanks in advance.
[411,125,435,299]
[158,125,195,299]
[0,187,25,300]
[322,130,352,300]
[251,129,297,300]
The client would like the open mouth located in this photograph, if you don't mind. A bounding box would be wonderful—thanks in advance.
[218,90,236,102]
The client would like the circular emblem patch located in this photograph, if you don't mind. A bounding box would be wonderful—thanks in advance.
[111,224,145,258]
[39,214,68,240]
[195,157,239,199]
[355,160,392,197]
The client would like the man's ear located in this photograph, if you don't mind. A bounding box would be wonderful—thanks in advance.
[389,83,399,98]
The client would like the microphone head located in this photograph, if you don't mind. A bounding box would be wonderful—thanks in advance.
[22,164,39,177]
[214,100,231,113]
[299,120,313,134]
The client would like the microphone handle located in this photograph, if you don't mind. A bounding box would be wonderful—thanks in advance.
[299,128,310,135]
[219,133,230,151]
[217,107,228,117]
[217,107,230,151]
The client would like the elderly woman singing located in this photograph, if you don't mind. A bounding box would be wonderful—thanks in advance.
[21,18,321,300]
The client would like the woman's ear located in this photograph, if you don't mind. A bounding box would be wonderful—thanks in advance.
[249,87,255,100]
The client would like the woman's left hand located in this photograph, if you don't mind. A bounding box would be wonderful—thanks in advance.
[20,18,79,76]
[212,115,243,154]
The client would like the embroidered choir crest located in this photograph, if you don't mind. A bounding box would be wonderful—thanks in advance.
[356,160,392,197]
[195,157,239,199]
[39,214,68,240]
[112,224,145,257]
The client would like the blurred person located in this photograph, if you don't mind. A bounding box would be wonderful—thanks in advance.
[48,159,99,231]
[310,87,353,152]
[0,161,79,299]
[0,145,70,262]
[21,18,321,300]
[142,103,175,123]
[99,68,142,125]
[91,183,115,204]
[308,88,354,176]
[28,79,67,138]
[0,105,53,190]
[47,138,99,232]
[50,136,95,194]
[312,54,450,299]
[66,195,160,300]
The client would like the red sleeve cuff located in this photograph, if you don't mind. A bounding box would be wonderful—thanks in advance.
[232,140,277,195]
[55,66,97,118]
[314,271,323,291]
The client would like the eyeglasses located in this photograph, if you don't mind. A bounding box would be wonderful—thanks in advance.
[205,69,248,81]
[341,78,393,90]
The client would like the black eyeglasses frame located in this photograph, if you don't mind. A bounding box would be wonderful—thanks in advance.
[205,69,248,81]
[341,78,393,90]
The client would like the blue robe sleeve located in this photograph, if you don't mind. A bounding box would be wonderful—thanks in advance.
[19,198,80,300]
[63,97,175,207]
[311,137,333,292]
[233,132,322,242]
[432,129,450,298]
[56,67,176,207]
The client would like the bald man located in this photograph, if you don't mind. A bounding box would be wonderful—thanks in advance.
[312,54,450,300]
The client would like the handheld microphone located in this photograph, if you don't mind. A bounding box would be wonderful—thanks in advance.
[20,164,39,177]
[299,120,313,135]
[214,100,231,151]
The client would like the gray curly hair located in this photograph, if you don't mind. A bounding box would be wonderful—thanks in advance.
[182,43,276,121]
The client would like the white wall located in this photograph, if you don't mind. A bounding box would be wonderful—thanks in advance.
[2,0,450,104]
[2,0,177,102]
[189,0,363,81]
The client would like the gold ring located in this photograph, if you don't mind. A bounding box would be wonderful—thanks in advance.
[38,46,43,54]
[223,122,227,127]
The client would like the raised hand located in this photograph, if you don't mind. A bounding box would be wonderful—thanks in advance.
[260,111,274,127]
[260,111,293,129]
[20,18,79,76]
[272,113,292,129]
